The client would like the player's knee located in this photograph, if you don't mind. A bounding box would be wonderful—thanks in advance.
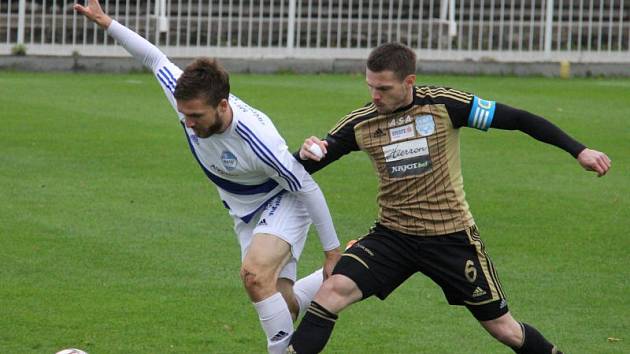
[240,264,275,298]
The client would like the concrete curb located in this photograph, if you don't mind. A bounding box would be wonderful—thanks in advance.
[1,55,629,77]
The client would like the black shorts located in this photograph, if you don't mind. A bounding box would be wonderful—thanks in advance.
[333,224,508,321]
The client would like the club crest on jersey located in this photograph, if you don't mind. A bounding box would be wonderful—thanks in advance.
[190,134,199,145]
[415,115,435,136]
[221,151,238,171]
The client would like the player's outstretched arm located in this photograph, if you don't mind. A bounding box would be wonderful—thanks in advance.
[487,103,612,177]
[74,0,112,29]
[74,0,176,74]
[74,0,183,116]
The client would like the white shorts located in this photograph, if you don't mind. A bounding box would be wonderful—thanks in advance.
[233,192,311,282]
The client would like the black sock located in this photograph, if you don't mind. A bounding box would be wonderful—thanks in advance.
[512,322,562,354]
[288,301,338,354]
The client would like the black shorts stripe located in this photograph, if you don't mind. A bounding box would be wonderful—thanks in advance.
[464,227,505,302]
[341,253,369,269]
[475,232,506,299]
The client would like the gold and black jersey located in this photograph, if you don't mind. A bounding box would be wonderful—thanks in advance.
[296,85,584,236]
[321,86,490,236]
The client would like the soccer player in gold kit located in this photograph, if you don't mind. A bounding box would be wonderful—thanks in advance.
[288,43,611,354]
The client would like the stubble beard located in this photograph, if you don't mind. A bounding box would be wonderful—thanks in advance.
[195,112,224,138]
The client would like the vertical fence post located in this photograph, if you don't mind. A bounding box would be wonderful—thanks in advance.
[17,0,26,45]
[158,0,168,33]
[449,0,457,37]
[287,0,297,54]
[544,0,554,58]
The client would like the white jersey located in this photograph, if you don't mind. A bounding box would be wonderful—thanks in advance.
[107,21,339,251]
[156,59,300,222]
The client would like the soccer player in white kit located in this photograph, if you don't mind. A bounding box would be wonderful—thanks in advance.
[74,2,341,353]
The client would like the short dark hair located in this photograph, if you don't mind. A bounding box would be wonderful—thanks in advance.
[174,58,230,107]
[366,43,416,81]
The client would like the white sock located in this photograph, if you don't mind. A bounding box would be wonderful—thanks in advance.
[293,268,324,317]
[253,292,294,354]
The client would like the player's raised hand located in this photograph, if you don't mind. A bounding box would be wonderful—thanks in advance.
[74,0,112,29]
[299,136,328,161]
[577,148,611,177]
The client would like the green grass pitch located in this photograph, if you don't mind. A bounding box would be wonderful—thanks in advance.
[1,71,628,353]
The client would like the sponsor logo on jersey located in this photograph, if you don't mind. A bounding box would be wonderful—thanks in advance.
[221,150,238,171]
[257,218,267,226]
[389,123,415,142]
[373,128,386,138]
[383,138,429,162]
[415,115,435,136]
[388,114,414,128]
[382,138,432,177]
[388,160,431,177]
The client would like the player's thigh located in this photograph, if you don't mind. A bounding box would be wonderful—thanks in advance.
[233,193,308,257]
[252,192,311,261]
[243,233,292,276]
[252,192,311,282]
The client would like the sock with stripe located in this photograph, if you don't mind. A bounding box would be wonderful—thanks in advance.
[511,322,562,354]
[253,292,294,354]
[293,269,324,318]
[288,301,338,354]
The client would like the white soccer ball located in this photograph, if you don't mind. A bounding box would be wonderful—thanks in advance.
[308,143,324,159]
[56,349,88,354]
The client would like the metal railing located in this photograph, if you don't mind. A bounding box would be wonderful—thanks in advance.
[1,1,629,62]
